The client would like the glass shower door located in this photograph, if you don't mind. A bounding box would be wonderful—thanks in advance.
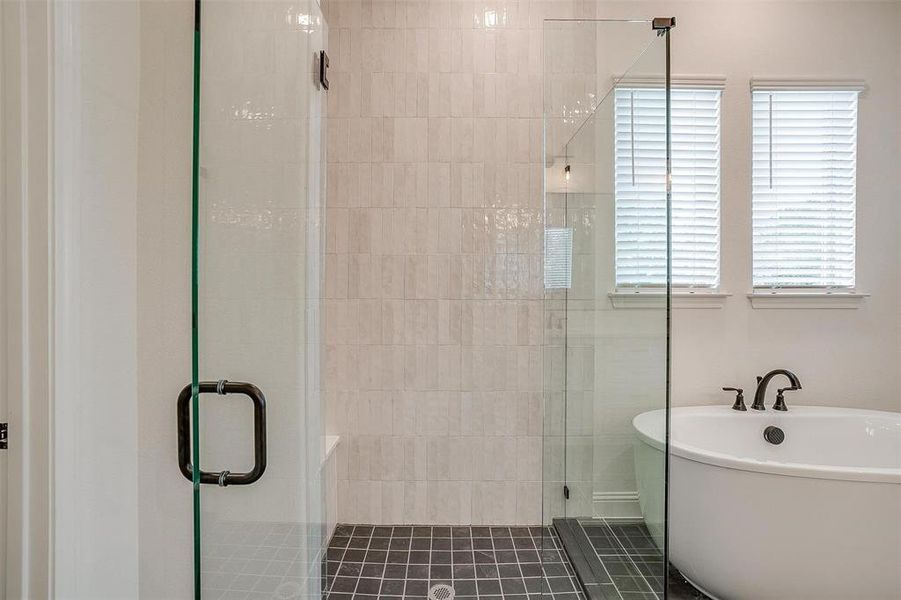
[182,1,328,597]
[542,18,672,600]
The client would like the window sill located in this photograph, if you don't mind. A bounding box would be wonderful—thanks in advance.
[747,290,869,309]
[609,289,730,309]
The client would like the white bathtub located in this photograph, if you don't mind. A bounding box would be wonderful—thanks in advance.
[633,405,901,600]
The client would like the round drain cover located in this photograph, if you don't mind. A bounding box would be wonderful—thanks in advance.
[763,425,785,445]
[429,583,455,600]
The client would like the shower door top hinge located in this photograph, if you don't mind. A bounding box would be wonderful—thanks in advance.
[652,17,676,32]
[0,423,7,450]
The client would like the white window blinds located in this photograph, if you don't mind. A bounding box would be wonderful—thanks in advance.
[544,227,573,289]
[752,89,859,288]
[614,87,722,288]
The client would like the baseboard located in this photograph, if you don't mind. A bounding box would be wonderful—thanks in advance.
[592,491,641,519]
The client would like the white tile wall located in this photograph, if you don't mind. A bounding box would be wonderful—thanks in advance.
[326,0,600,525]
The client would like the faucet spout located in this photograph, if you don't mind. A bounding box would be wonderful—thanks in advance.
[752,369,802,411]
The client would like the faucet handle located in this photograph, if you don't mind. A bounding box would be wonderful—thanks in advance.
[773,386,799,411]
[723,387,746,411]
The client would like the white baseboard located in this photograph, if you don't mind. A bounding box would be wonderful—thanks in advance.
[592,491,642,519]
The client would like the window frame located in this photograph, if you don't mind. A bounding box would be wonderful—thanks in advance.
[749,82,864,297]
[612,78,726,300]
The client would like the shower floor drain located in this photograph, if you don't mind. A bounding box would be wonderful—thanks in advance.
[428,583,455,600]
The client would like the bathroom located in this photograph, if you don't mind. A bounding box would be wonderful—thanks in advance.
[0,0,899,599]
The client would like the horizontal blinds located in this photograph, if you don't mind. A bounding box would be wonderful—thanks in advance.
[752,90,858,288]
[544,227,573,289]
[614,88,722,287]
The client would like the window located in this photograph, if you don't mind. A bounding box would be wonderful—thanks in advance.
[544,227,573,289]
[614,87,722,288]
[752,88,859,289]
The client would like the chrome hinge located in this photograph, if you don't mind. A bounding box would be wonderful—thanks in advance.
[0,423,7,450]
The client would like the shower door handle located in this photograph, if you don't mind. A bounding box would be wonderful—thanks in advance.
[177,380,267,486]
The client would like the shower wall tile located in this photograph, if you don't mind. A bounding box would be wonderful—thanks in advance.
[326,0,596,526]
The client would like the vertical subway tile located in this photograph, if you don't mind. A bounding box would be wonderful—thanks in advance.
[328,0,546,527]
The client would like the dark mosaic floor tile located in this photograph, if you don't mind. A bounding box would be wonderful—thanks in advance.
[331,576,357,593]
[452,538,473,551]
[494,537,515,550]
[521,563,543,578]
[498,564,522,578]
[429,564,452,579]
[477,579,502,595]
[475,563,499,579]
[411,538,430,551]
[325,524,586,600]
[501,578,527,594]
[403,580,428,595]
[373,526,393,538]
[384,564,407,578]
[431,538,452,551]
[380,579,405,595]
[369,538,390,550]
[361,563,385,578]
[473,537,493,550]
[355,578,381,594]
[453,580,478,595]
[337,563,363,577]
[406,564,429,579]
[453,564,476,579]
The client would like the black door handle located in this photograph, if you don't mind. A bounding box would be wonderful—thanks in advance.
[177,380,267,486]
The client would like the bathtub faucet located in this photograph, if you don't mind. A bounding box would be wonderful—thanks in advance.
[752,369,802,411]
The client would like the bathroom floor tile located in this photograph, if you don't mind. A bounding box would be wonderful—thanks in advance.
[323,524,585,600]
[557,518,710,600]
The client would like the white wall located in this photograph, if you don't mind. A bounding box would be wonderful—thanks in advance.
[657,1,901,412]
[136,1,194,596]
[52,1,141,596]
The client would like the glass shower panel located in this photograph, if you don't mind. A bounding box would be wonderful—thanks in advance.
[188,1,328,597]
[542,19,670,600]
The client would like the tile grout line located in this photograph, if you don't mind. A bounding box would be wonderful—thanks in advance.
[575,518,624,600]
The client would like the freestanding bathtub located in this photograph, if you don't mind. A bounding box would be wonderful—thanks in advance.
[633,405,901,600]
